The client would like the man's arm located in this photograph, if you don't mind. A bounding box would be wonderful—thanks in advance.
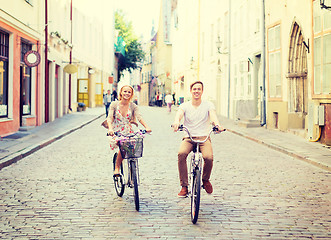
[172,108,184,132]
[209,109,225,132]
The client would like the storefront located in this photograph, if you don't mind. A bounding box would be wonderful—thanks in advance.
[0,21,41,137]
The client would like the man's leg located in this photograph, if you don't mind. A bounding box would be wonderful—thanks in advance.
[199,138,213,181]
[177,138,193,197]
[178,138,193,187]
[199,138,214,193]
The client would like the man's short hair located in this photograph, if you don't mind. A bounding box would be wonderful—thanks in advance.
[190,81,204,90]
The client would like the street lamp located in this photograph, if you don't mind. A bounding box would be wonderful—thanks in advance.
[88,67,95,74]
[320,0,331,9]
[216,35,228,54]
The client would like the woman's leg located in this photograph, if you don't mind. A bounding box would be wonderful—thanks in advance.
[114,150,123,174]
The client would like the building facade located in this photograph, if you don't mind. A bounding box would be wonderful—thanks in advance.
[0,0,115,137]
[266,0,331,145]
[0,0,43,136]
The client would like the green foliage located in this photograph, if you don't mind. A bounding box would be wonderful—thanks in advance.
[115,10,145,78]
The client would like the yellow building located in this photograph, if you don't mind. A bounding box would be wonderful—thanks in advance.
[266,0,331,145]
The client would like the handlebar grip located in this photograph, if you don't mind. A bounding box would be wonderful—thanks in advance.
[107,132,120,136]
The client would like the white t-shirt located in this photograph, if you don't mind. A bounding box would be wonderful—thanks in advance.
[179,100,215,137]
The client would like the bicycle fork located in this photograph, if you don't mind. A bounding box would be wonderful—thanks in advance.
[189,150,202,195]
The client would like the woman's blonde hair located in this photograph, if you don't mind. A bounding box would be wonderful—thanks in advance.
[118,85,134,101]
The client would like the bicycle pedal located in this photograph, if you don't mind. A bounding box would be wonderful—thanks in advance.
[113,174,122,180]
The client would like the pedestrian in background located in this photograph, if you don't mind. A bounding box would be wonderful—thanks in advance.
[156,92,160,107]
[106,85,151,176]
[159,92,163,107]
[103,89,112,117]
[112,88,118,101]
[165,92,173,113]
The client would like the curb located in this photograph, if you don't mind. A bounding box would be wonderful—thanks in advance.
[0,114,104,170]
[227,129,331,172]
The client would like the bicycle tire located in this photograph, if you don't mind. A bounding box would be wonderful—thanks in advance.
[113,152,125,197]
[191,168,201,224]
[130,160,139,211]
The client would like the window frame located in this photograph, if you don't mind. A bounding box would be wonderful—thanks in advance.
[20,40,32,116]
[267,23,282,100]
[313,1,331,98]
[0,30,9,118]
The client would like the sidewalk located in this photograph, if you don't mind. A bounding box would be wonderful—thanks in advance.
[0,107,105,169]
[219,116,331,172]
[0,106,330,171]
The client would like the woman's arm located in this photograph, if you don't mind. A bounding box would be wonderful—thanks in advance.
[132,103,151,132]
[138,118,152,132]
[106,102,116,135]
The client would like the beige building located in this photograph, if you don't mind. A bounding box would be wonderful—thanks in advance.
[171,0,200,105]
[155,0,173,102]
[265,0,331,145]
[140,40,153,106]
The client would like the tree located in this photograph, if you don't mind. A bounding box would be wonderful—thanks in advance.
[115,10,145,80]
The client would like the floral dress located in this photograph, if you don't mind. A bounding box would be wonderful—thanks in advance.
[108,104,134,150]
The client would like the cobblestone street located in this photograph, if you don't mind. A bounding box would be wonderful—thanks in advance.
[0,106,330,239]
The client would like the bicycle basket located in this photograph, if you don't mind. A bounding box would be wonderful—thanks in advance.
[119,137,143,159]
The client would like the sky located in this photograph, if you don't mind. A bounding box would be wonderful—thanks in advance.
[75,0,161,41]
[114,0,162,41]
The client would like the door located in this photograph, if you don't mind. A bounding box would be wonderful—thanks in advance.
[77,78,89,107]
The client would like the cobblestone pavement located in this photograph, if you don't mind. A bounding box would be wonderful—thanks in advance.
[0,106,330,239]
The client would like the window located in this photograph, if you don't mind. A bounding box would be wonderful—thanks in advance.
[20,40,32,115]
[0,30,9,118]
[268,25,281,98]
[313,1,331,95]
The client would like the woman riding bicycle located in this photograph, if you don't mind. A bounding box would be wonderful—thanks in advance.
[106,85,152,176]
[172,81,224,197]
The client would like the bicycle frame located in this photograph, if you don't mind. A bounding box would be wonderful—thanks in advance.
[188,144,203,196]
[124,158,140,187]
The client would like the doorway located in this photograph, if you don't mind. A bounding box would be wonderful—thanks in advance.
[288,22,308,129]
[77,78,89,107]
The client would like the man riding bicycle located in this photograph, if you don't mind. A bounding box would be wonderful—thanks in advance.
[172,81,225,197]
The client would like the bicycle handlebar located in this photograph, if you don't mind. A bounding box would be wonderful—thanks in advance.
[172,124,226,144]
[107,129,147,137]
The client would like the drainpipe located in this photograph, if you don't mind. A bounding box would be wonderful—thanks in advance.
[197,0,201,81]
[68,0,73,111]
[227,0,231,118]
[44,0,49,122]
[261,0,266,126]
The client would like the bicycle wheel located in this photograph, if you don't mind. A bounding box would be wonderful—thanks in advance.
[130,160,139,211]
[113,152,125,197]
[191,168,201,224]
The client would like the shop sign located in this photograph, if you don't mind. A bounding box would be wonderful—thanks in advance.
[24,50,41,67]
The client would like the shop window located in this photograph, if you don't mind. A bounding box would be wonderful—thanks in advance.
[20,40,32,115]
[0,30,9,118]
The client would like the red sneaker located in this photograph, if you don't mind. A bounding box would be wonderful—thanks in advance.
[177,186,188,198]
[202,180,213,194]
